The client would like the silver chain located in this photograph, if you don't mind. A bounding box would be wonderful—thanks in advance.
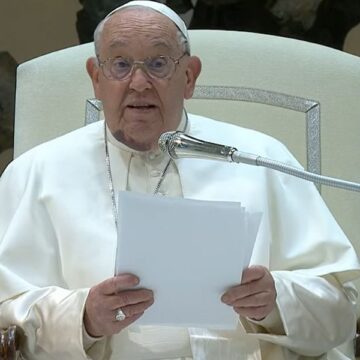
[152,157,172,195]
[104,122,119,228]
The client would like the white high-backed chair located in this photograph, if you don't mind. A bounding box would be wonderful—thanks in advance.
[12,30,360,357]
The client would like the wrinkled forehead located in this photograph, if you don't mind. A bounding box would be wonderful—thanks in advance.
[101,7,182,54]
[105,1,189,42]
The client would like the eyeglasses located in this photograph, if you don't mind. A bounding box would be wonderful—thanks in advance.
[98,53,187,81]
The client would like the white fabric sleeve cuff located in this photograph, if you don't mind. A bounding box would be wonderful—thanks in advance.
[82,325,104,351]
[246,305,285,335]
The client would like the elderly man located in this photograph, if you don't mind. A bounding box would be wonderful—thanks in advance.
[0,1,359,359]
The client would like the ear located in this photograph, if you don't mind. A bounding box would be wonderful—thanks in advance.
[184,56,202,99]
[86,57,102,99]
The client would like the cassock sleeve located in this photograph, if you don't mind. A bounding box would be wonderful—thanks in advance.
[241,272,357,356]
[0,155,108,359]
[227,127,360,357]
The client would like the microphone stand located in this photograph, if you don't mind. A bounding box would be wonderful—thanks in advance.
[231,150,360,193]
[160,131,360,193]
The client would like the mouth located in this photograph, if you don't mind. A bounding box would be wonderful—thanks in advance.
[127,102,157,110]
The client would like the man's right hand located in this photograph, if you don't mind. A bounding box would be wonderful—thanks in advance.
[84,274,154,337]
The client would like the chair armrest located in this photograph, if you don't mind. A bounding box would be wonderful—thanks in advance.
[0,325,20,360]
[356,322,360,358]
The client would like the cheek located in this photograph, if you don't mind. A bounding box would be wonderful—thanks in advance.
[97,80,126,103]
[99,86,127,128]
[162,80,186,109]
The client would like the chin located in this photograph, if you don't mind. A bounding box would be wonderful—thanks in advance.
[112,128,160,152]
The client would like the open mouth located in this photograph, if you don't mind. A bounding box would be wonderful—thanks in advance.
[127,104,156,110]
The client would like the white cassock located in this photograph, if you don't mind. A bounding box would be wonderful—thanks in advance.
[0,113,359,360]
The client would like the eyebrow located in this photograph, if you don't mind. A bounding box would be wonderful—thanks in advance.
[148,37,174,50]
[108,37,175,51]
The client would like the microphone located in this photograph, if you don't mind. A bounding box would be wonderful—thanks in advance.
[159,131,240,162]
[158,131,360,193]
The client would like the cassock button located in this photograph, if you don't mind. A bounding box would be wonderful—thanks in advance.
[148,152,158,160]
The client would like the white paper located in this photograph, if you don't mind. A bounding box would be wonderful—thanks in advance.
[116,191,262,329]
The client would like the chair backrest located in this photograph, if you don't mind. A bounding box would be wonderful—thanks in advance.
[14,30,360,257]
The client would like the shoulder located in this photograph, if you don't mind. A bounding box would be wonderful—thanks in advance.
[14,121,102,162]
[33,120,104,157]
[1,121,104,181]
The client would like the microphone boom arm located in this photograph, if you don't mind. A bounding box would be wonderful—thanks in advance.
[159,131,360,193]
[232,151,360,192]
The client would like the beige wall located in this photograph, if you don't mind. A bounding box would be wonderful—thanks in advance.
[344,23,360,57]
[0,0,82,64]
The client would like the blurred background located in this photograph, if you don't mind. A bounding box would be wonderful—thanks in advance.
[1,0,360,174]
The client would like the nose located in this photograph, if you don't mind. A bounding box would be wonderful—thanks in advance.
[128,66,152,92]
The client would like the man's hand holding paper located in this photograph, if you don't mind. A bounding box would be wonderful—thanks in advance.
[84,274,154,337]
[221,265,276,321]
[115,191,263,329]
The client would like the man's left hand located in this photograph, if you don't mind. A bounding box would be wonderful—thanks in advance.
[221,265,276,321]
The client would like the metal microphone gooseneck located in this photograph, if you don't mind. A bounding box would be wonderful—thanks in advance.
[159,131,360,193]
